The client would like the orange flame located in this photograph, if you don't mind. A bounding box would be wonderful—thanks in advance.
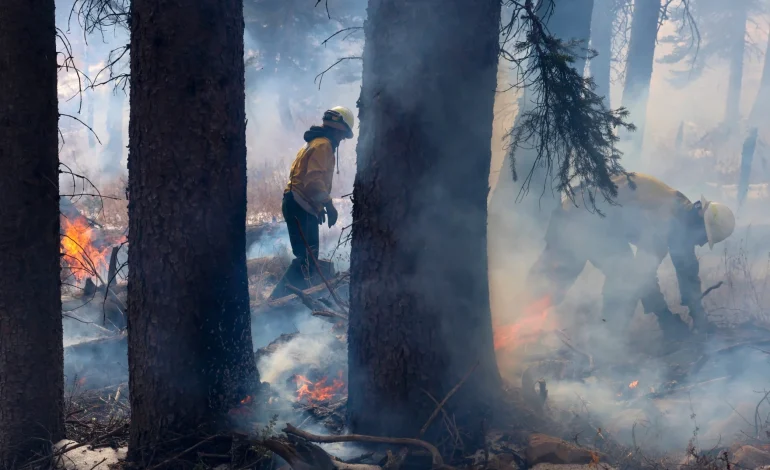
[240,395,253,405]
[494,295,553,351]
[295,371,346,403]
[629,380,639,389]
[61,217,108,281]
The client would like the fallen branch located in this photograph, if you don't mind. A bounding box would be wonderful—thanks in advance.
[691,340,770,375]
[313,309,349,322]
[294,218,348,313]
[419,361,478,438]
[283,423,445,468]
[146,434,229,470]
[642,376,729,400]
[700,281,724,300]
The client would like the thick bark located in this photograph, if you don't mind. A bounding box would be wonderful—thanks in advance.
[0,0,64,464]
[725,2,748,124]
[589,0,615,106]
[620,0,661,157]
[348,0,502,440]
[127,0,259,461]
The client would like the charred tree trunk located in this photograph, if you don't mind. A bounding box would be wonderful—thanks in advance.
[0,0,64,464]
[127,0,259,461]
[348,0,502,441]
[620,0,661,158]
[589,0,615,106]
[725,2,748,124]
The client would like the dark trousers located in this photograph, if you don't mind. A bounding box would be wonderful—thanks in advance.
[282,192,319,266]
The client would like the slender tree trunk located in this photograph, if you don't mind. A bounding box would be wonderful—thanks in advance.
[0,0,64,464]
[348,0,502,441]
[725,2,748,124]
[103,89,125,174]
[127,0,259,461]
[748,26,770,126]
[620,0,661,157]
[589,0,615,106]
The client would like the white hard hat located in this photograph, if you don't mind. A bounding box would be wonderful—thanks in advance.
[323,106,355,139]
[701,195,735,250]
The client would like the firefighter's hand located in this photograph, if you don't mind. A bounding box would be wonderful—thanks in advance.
[318,210,326,225]
[325,202,338,228]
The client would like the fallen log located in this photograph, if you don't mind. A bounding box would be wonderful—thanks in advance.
[283,423,446,468]
[250,275,346,313]
[64,333,128,389]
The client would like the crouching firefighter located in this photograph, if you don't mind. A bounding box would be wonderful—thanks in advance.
[527,173,736,341]
[268,106,355,300]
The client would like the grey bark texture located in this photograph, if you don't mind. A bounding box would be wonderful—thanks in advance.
[126,0,259,461]
[348,0,503,441]
[0,0,65,464]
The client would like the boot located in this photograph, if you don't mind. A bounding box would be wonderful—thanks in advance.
[657,310,692,345]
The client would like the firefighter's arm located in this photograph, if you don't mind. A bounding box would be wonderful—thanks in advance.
[303,141,335,206]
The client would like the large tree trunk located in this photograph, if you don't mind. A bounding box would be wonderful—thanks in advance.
[725,1,748,124]
[620,0,661,159]
[589,0,615,106]
[126,0,259,461]
[348,0,502,441]
[0,0,64,464]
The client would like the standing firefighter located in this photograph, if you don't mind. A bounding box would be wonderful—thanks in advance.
[269,106,355,299]
[527,173,735,341]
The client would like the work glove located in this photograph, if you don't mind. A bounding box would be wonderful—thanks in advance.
[324,202,338,228]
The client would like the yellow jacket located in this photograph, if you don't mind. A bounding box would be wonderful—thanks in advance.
[285,135,336,214]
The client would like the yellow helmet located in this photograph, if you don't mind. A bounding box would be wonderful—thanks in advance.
[701,195,735,250]
[323,106,355,139]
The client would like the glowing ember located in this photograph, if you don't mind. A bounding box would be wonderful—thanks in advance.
[494,295,553,351]
[240,395,253,405]
[60,216,108,281]
[629,380,639,389]
[295,371,346,403]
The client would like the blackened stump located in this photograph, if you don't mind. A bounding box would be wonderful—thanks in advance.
[348,0,503,441]
[126,0,259,461]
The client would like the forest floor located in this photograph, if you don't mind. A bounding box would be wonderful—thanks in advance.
[53,203,770,469]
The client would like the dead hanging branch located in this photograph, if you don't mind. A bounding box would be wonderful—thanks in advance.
[69,0,130,37]
[500,0,635,212]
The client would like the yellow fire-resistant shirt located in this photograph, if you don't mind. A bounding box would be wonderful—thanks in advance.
[284,137,336,215]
